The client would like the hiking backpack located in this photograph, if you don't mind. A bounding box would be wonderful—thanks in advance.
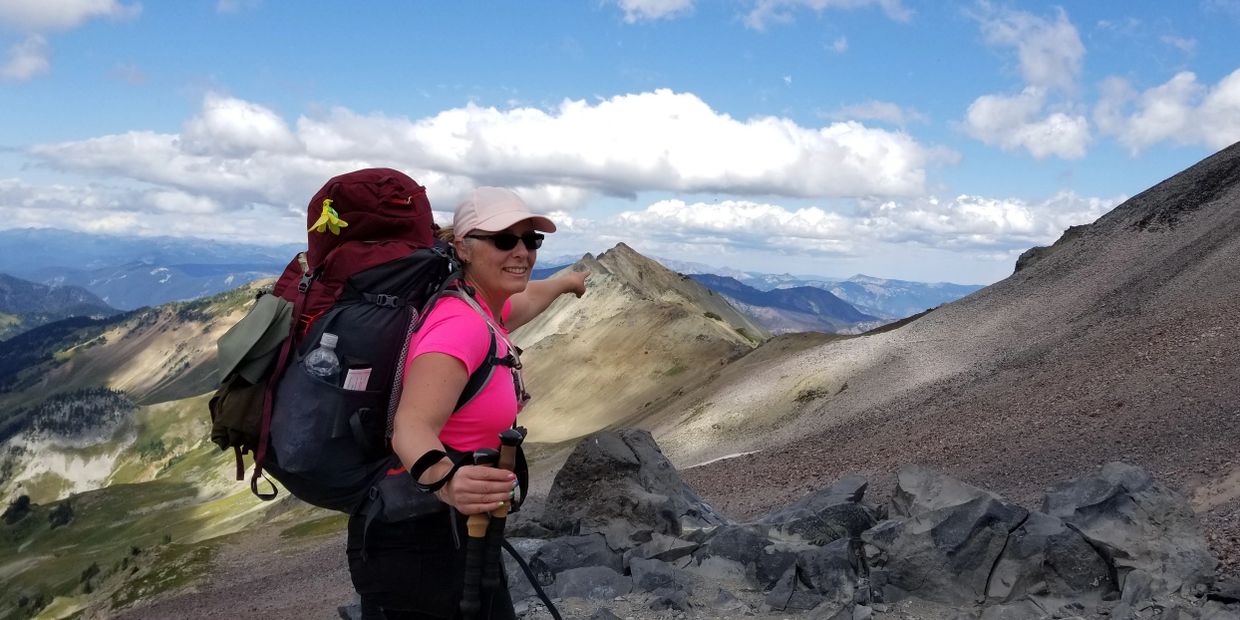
[208,168,513,519]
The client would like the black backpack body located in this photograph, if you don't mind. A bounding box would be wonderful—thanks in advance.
[265,246,459,513]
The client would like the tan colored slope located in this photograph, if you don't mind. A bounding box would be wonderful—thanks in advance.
[10,282,266,408]
[669,142,1240,537]
[513,243,769,446]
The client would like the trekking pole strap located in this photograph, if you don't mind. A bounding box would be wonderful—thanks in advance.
[408,449,471,493]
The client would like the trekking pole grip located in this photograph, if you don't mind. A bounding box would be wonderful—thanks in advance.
[461,448,499,620]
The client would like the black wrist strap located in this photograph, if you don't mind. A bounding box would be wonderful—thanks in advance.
[410,449,471,492]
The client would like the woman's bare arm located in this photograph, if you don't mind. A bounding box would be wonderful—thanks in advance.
[391,352,515,515]
[506,269,590,330]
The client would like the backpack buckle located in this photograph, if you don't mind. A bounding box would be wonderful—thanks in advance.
[297,272,315,294]
[370,294,400,308]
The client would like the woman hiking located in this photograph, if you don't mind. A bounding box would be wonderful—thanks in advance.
[347,187,588,619]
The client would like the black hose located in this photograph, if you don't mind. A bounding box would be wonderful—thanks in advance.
[502,539,562,620]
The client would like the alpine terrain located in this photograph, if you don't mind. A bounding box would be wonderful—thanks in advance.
[1,143,1238,618]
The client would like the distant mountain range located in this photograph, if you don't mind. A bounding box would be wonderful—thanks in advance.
[29,262,285,311]
[0,229,297,311]
[653,256,984,320]
[688,274,882,334]
[3,228,980,330]
[0,273,119,341]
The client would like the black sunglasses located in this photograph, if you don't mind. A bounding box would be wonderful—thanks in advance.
[465,232,544,251]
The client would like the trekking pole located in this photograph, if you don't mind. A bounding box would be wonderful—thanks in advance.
[461,448,499,620]
[482,429,524,591]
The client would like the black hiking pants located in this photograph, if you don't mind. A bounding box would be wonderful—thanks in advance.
[347,509,515,620]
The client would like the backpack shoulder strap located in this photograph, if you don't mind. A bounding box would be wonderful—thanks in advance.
[455,326,500,411]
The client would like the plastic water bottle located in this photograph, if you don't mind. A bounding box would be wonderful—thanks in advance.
[304,332,341,385]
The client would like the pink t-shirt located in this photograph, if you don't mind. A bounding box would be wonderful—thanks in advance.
[406,294,518,452]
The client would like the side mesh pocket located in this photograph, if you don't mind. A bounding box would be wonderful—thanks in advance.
[270,359,386,474]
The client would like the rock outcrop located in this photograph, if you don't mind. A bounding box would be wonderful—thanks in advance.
[503,430,1235,620]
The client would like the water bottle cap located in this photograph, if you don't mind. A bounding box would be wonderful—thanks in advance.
[320,332,339,348]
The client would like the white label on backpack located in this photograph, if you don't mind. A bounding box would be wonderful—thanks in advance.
[343,367,372,391]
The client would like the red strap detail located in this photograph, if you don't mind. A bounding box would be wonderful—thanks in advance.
[387,466,407,476]
[251,279,311,497]
[298,309,325,337]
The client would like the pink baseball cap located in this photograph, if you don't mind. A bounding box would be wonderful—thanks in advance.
[453,187,557,237]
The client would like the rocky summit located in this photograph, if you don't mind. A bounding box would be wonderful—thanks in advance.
[478,430,1239,620]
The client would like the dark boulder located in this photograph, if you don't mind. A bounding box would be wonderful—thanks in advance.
[623,531,698,566]
[629,556,695,595]
[864,465,1029,605]
[541,429,727,540]
[759,474,878,544]
[692,523,805,587]
[985,511,1116,604]
[765,539,859,613]
[1042,462,1217,600]
[528,534,623,586]
[551,566,632,600]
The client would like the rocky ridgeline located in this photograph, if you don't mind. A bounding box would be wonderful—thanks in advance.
[503,430,1240,620]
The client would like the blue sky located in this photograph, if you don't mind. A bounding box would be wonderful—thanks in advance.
[1,1,1238,284]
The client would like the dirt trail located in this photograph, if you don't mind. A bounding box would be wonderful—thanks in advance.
[112,526,353,619]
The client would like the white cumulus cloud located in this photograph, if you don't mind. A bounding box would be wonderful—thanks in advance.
[0,0,140,82]
[1094,69,1240,154]
[182,93,302,156]
[31,89,936,213]
[144,189,222,214]
[0,177,303,244]
[616,199,858,254]
[856,191,1114,248]
[0,34,48,81]
[609,190,1116,257]
[964,88,1090,159]
[962,6,1091,159]
[0,0,140,32]
[973,3,1084,94]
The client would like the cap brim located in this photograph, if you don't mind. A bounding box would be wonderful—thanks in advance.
[471,211,557,234]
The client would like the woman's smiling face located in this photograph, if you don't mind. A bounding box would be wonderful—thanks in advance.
[457,219,538,309]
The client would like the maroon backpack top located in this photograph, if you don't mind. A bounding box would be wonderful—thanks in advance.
[273,168,435,334]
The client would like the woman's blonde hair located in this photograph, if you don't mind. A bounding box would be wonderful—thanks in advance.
[436,225,456,243]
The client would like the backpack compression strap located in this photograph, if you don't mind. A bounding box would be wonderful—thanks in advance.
[251,268,317,501]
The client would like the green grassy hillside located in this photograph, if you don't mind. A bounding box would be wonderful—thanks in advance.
[0,387,332,620]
